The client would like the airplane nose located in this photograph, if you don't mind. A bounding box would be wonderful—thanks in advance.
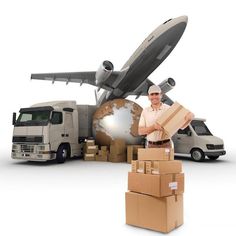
[179,15,188,23]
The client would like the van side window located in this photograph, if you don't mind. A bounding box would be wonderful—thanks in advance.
[178,126,190,135]
[51,112,63,125]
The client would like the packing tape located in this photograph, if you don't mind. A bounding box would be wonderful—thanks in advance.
[137,168,144,173]
[151,170,160,175]
[161,104,183,127]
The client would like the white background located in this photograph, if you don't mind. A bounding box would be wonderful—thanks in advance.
[0,0,236,235]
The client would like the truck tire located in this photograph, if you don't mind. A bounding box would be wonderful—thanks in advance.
[207,156,219,160]
[56,144,69,164]
[190,148,205,162]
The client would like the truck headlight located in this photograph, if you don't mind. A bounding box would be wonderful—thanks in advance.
[12,144,18,149]
[37,145,51,154]
[206,144,215,150]
[12,144,19,152]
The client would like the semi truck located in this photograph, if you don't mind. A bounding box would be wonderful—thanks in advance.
[11,101,96,163]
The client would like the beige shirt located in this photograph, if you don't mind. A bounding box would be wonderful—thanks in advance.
[139,103,170,142]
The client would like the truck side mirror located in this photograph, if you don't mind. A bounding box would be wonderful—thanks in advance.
[12,112,16,125]
[187,130,192,136]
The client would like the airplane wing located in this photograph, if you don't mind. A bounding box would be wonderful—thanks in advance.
[162,94,174,105]
[31,71,121,91]
[125,79,154,98]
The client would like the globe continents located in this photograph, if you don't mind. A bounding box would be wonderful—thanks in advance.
[93,99,143,146]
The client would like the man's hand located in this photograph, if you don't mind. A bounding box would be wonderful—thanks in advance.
[181,112,194,129]
[185,112,194,121]
[153,123,163,131]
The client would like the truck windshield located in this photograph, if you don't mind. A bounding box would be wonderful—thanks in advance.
[191,120,212,136]
[15,110,51,126]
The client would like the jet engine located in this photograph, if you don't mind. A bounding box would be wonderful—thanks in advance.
[158,77,175,94]
[95,60,114,86]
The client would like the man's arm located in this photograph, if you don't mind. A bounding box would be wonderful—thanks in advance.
[138,123,163,135]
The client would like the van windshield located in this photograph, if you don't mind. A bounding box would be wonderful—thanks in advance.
[191,120,212,136]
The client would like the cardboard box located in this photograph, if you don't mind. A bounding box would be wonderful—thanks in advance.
[101,150,108,157]
[127,145,144,164]
[95,154,108,162]
[110,139,126,154]
[84,153,95,161]
[87,145,98,150]
[138,148,174,161]
[86,139,95,146]
[109,139,127,162]
[128,172,184,197]
[145,160,182,174]
[126,192,183,233]
[131,160,146,174]
[83,142,97,154]
[156,102,191,139]
[109,153,126,162]
[101,146,108,151]
[85,145,98,154]
[127,146,137,164]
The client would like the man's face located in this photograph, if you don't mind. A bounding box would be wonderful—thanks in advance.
[148,92,162,105]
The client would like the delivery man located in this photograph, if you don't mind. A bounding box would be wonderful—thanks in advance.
[138,85,194,148]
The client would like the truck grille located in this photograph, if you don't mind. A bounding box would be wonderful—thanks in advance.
[214,145,224,149]
[13,136,43,143]
[20,144,35,153]
[206,144,224,150]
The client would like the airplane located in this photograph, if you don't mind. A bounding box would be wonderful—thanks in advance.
[31,15,188,106]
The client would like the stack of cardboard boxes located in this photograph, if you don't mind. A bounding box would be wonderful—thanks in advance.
[125,102,192,233]
[83,139,98,161]
[83,139,144,163]
[83,139,109,162]
[126,148,184,233]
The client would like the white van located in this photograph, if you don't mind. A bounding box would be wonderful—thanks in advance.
[172,118,226,162]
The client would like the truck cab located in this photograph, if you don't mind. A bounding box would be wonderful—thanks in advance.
[11,101,82,163]
[172,118,226,161]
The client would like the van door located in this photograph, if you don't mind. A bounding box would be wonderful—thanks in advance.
[173,126,193,154]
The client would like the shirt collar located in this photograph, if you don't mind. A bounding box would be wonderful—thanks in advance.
[148,103,163,111]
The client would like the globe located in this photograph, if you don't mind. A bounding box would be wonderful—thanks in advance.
[93,99,143,146]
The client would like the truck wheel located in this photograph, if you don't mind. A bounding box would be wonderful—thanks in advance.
[56,144,69,164]
[207,156,219,160]
[190,148,205,162]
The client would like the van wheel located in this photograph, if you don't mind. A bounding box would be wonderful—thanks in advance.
[207,156,219,160]
[191,148,205,162]
[56,144,69,164]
